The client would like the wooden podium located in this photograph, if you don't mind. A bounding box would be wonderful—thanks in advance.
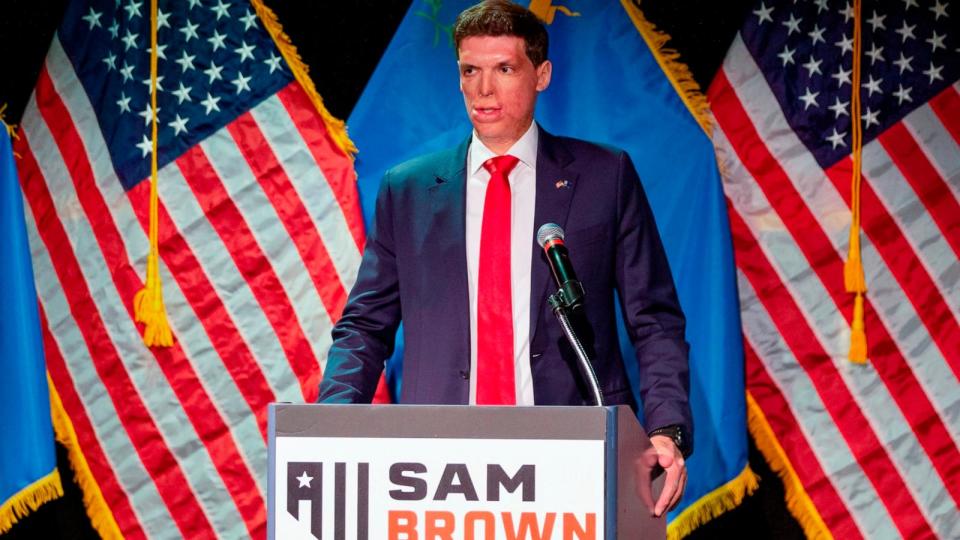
[268,404,665,540]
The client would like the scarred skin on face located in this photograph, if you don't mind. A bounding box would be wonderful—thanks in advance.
[458,35,552,155]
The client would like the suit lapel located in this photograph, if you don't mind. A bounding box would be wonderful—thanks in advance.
[529,127,579,342]
[428,137,472,369]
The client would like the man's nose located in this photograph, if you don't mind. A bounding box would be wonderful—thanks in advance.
[479,72,494,96]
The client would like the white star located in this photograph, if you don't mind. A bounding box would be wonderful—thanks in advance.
[200,93,221,114]
[865,43,884,64]
[778,45,796,66]
[828,97,849,119]
[121,29,138,51]
[894,53,913,74]
[172,82,192,104]
[175,51,196,72]
[108,21,119,38]
[866,10,886,32]
[231,72,252,94]
[893,84,913,105]
[894,21,916,42]
[827,128,846,149]
[782,13,801,35]
[264,52,283,73]
[82,7,102,29]
[799,87,819,109]
[831,65,851,87]
[835,34,853,54]
[802,56,822,76]
[861,108,880,129]
[136,134,152,157]
[157,8,171,29]
[204,62,224,83]
[840,3,854,22]
[211,0,231,20]
[120,62,135,82]
[138,103,159,126]
[148,43,167,60]
[753,2,774,24]
[188,0,201,8]
[296,471,313,488]
[208,30,227,51]
[168,114,189,136]
[926,31,946,53]
[814,0,828,13]
[240,9,258,31]
[235,41,255,62]
[861,75,882,97]
[180,20,199,42]
[141,75,164,92]
[923,62,944,84]
[116,92,131,113]
[124,0,143,20]
[902,0,918,10]
[808,25,825,45]
[930,0,949,20]
[102,53,117,71]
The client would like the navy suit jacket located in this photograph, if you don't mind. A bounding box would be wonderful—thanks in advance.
[318,127,692,435]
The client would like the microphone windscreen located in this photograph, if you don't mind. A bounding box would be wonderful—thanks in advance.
[536,223,564,248]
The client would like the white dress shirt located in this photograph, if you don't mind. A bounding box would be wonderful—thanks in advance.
[466,121,538,406]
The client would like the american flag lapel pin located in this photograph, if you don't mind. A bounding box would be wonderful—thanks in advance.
[555,179,570,189]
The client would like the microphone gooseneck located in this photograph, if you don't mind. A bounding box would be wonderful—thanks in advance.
[537,223,603,406]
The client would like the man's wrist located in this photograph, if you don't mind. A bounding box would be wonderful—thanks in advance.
[647,424,691,458]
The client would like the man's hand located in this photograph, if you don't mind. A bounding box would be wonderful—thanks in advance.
[650,434,687,517]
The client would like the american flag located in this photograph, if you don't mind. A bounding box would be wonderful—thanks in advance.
[15,0,365,537]
[709,0,958,538]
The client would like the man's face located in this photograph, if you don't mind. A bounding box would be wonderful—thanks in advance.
[458,35,552,154]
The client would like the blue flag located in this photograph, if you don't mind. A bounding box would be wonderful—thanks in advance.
[0,125,62,530]
[348,1,753,534]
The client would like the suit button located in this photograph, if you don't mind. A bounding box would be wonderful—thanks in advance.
[459,370,470,380]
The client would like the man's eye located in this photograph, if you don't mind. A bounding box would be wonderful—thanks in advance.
[500,66,513,73]
[462,67,475,75]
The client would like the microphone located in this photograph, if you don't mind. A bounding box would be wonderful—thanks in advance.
[536,223,585,309]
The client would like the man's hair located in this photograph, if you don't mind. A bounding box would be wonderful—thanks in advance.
[453,1,549,66]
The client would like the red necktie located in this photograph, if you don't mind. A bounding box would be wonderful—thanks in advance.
[477,154,520,405]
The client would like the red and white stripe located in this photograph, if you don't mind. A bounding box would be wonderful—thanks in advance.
[18,35,365,538]
[711,35,960,539]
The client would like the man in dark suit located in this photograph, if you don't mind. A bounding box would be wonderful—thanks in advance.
[318,0,691,516]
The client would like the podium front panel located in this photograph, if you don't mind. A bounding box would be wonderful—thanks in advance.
[268,404,661,540]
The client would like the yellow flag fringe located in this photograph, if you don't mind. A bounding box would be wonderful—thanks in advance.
[620,0,713,137]
[746,392,834,539]
[48,374,124,539]
[844,0,868,363]
[250,0,358,157]
[132,0,173,347]
[0,469,63,533]
[666,464,759,540]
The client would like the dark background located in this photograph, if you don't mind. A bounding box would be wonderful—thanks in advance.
[1,1,803,538]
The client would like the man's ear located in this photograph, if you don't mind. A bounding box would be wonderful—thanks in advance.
[536,60,552,92]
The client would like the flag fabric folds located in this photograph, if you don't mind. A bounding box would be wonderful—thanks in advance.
[710,0,959,538]
[0,120,63,532]
[347,1,752,536]
[15,0,365,537]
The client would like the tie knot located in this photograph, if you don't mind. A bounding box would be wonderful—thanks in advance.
[483,155,520,177]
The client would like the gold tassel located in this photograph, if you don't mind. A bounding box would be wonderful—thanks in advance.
[845,0,867,363]
[133,0,173,347]
[666,464,759,540]
[0,470,63,533]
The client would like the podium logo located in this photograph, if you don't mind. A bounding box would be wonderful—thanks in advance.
[286,461,369,540]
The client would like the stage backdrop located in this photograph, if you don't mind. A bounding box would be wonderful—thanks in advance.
[347,1,752,537]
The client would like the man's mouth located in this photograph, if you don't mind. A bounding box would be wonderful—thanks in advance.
[473,106,501,120]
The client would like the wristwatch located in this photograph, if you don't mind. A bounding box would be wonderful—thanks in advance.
[647,425,691,458]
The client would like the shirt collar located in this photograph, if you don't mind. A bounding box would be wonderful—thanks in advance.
[468,121,539,177]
